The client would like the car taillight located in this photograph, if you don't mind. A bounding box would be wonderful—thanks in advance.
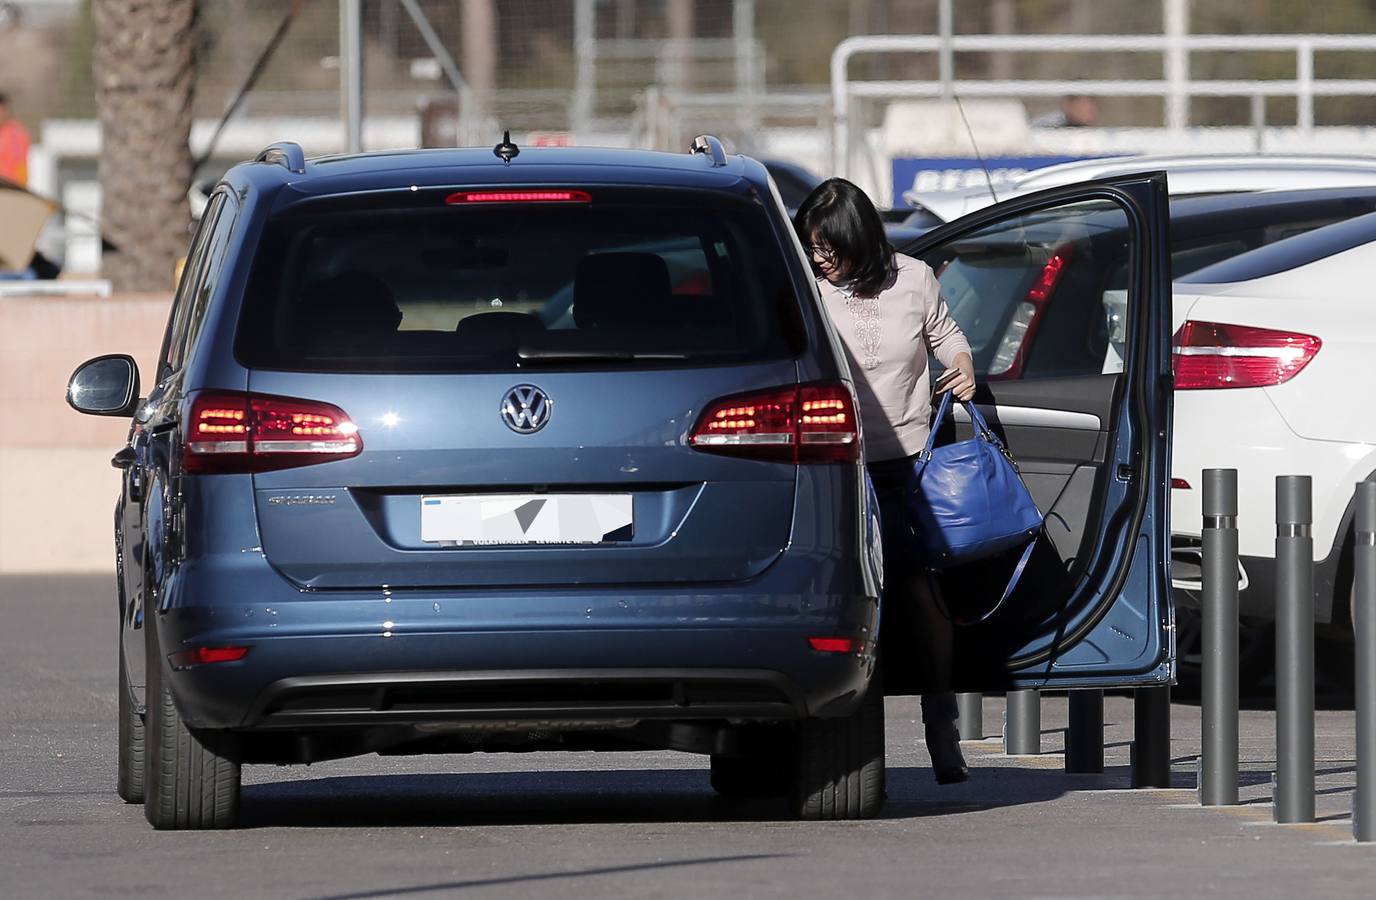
[1172,321,1321,390]
[689,382,860,463]
[184,391,361,473]
[445,189,591,204]
[988,247,1073,381]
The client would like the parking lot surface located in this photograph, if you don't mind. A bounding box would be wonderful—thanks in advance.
[2,575,1371,899]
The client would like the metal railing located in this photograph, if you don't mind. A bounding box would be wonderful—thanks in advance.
[576,36,766,133]
[831,33,1376,179]
[632,87,829,154]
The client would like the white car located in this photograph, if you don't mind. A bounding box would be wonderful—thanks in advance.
[1169,212,1376,683]
[903,154,1376,225]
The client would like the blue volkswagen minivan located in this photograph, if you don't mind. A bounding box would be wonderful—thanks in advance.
[68,136,1174,829]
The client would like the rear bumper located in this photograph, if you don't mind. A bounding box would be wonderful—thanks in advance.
[1171,540,1342,626]
[157,600,877,730]
[1170,542,1277,622]
[242,667,812,729]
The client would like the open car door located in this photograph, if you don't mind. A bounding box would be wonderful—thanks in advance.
[888,172,1175,691]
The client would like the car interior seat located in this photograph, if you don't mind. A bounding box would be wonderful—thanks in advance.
[293,270,403,355]
[572,252,674,330]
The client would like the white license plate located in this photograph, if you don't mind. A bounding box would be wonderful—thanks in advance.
[420,493,634,546]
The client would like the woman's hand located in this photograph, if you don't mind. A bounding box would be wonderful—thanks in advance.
[936,353,977,402]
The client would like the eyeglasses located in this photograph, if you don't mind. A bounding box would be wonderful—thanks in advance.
[805,243,839,265]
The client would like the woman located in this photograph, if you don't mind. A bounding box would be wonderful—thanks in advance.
[795,177,977,785]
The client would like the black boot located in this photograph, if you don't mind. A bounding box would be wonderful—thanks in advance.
[925,720,969,785]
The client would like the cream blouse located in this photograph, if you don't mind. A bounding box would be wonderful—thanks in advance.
[816,253,973,462]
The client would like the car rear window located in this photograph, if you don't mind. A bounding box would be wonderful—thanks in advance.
[235,189,804,372]
[1179,209,1376,285]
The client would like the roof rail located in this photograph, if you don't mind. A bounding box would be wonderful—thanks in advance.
[689,134,728,168]
[255,141,306,175]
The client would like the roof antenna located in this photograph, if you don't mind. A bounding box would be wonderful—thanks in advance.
[493,130,520,165]
[953,95,999,204]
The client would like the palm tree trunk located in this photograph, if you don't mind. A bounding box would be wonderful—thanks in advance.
[93,0,196,292]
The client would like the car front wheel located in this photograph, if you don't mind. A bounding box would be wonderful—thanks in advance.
[788,681,886,820]
[116,642,144,804]
[1173,605,1274,697]
[143,628,241,830]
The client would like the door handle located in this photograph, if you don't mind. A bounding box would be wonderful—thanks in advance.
[111,447,136,469]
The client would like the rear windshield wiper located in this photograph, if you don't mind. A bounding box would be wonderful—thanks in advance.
[517,347,691,363]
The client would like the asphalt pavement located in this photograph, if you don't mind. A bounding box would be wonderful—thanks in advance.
[2,574,1372,899]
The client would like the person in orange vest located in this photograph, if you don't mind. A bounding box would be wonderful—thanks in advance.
[0,93,31,187]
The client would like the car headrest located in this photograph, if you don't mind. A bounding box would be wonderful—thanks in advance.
[455,311,543,342]
[573,252,672,329]
[296,271,402,333]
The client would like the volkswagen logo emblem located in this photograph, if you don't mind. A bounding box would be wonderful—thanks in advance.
[500,385,552,434]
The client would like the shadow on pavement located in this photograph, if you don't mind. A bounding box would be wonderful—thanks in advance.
[239,762,1140,829]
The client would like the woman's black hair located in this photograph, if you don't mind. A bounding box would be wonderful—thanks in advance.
[793,177,896,298]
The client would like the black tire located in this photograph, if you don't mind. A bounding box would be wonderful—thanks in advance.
[116,642,145,804]
[1172,606,1275,698]
[143,629,241,830]
[1317,635,1357,696]
[788,682,886,820]
[710,754,789,798]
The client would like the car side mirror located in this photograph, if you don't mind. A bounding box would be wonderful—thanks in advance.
[67,354,141,417]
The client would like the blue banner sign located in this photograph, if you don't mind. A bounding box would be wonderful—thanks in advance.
[892,155,1104,208]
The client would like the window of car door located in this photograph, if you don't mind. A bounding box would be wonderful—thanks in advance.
[156,192,228,385]
[177,194,238,372]
[916,199,1132,382]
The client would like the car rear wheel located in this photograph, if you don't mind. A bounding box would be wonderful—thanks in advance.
[116,643,144,804]
[788,682,885,820]
[143,630,241,830]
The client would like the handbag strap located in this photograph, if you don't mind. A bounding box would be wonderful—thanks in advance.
[953,534,1038,626]
[921,389,955,458]
[924,390,1009,457]
[962,398,1008,452]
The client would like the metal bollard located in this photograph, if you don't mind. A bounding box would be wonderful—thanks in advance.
[1354,482,1376,842]
[1275,475,1315,824]
[1004,689,1040,755]
[1065,689,1104,774]
[957,692,983,741]
[1131,686,1172,788]
[1200,468,1240,805]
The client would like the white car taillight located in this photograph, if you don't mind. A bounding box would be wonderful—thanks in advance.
[1172,321,1322,390]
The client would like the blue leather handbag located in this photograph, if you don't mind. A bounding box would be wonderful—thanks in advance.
[904,391,1042,623]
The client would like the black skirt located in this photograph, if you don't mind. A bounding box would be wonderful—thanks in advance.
[867,453,918,570]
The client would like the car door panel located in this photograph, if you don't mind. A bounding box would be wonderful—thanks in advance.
[944,376,1118,577]
[888,173,1173,691]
